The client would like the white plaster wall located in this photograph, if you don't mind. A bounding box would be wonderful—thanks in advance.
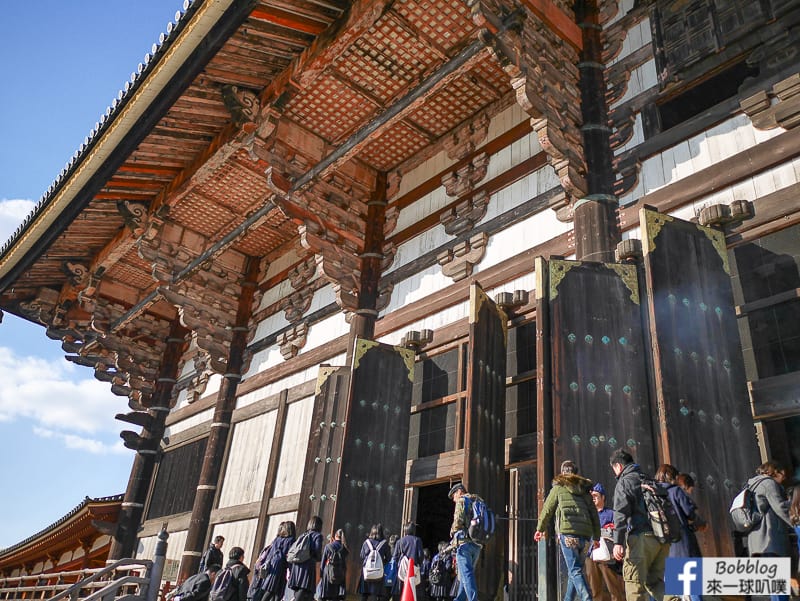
[610,59,658,108]
[272,395,315,497]
[211,519,258,568]
[609,16,651,66]
[606,0,637,26]
[619,115,787,205]
[164,407,214,438]
[218,410,278,508]
[239,353,346,407]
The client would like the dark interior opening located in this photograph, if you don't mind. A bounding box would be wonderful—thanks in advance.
[415,482,454,555]
[657,60,756,131]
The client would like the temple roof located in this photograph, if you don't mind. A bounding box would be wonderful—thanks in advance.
[0,495,123,570]
[0,0,583,406]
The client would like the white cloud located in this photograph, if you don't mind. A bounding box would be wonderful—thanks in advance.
[0,198,36,245]
[0,346,130,453]
[33,426,127,455]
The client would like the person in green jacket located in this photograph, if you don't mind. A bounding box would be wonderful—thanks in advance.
[535,460,601,601]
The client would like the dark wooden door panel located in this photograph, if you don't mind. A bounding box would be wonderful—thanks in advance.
[549,259,656,488]
[465,283,507,601]
[640,207,760,556]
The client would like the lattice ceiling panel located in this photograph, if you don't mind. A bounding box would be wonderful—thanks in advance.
[334,14,442,105]
[408,72,500,136]
[358,121,429,171]
[111,247,156,290]
[171,193,237,239]
[394,0,476,53]
[197,158,271,213]
[284,73,378,142]
[471,56,513,95]
[234,211,295,256]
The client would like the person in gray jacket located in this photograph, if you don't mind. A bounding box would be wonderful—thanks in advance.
[747,461,793,558]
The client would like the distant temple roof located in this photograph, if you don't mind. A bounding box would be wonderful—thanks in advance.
[0,495,123,573]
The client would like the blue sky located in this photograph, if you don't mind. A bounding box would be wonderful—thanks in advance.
[0,0,187,550]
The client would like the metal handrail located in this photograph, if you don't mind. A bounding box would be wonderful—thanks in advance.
[47,560,151,601]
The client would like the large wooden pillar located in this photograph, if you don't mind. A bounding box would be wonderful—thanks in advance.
[178,259,260,581]
[573,0,619,263]
[108,324,187,560]
[346,173,388,363]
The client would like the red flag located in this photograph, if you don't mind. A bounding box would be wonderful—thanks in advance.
[400,558,417,601]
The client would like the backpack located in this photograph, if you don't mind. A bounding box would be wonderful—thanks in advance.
[209,566,239,601]
[287,532,312,564]
[640,477,682,544]
[362,539,386,581]
[428,556,444,586]
[466,496,496,544]
[324,546,346,586]
[383,557,397,588]
[730,477,767,534]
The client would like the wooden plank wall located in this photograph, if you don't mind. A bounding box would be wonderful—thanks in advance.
[217,411,278,507]
[272,396,314,497]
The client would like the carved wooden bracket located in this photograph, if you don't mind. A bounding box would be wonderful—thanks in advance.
[443,113,491,160]
[501,10,587,205]
[137,214,246,374]
[222,85,261,132]
[117,201,149,237]
[442,153,490,198]
[440,190,490,237]
[436,232,489,281]
[278,323,309,360]
[741,73,800,131]
[17,287,59,324]
[172,348,212,404]
[61,261,90,287]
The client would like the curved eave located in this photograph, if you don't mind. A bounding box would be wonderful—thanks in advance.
[0,0,254,294]
[0,495,123,570]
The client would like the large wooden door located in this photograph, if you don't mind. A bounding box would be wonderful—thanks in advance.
[464,283,507,601]
[640,207,760,556]
[548,258,656,483]
[296,366,351,533]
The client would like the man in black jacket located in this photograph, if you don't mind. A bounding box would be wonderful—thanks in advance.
[222,547,251,601]
[170,565,221,601]
[609,449,669,601]
[199,536,225,573]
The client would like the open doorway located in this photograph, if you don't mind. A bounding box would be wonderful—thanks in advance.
[414,482,453,555]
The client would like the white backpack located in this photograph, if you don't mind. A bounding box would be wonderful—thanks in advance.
[362,539,386,581]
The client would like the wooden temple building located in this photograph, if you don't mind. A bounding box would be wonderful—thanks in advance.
[0,495,123,577]
[1,0,799,598]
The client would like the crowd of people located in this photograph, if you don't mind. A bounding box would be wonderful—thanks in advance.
[169,449,800,601]
[169,482,486,601]
[534,450,799,601]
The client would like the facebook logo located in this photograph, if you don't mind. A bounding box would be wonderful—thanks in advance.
[666,558,703,595]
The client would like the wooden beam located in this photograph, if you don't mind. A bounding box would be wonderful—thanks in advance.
[518,0,582,51]
[250,7,328,36]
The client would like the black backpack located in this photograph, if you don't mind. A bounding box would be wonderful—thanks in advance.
[640,476,682,544]
[428,556,444,586]
[287,532,312,564]
[209,566,239,601]
[730,477,767,533]
[324,546,346,585]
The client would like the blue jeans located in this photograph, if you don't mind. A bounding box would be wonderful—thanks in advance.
[453,542,481,601]
[559,534,592,601]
